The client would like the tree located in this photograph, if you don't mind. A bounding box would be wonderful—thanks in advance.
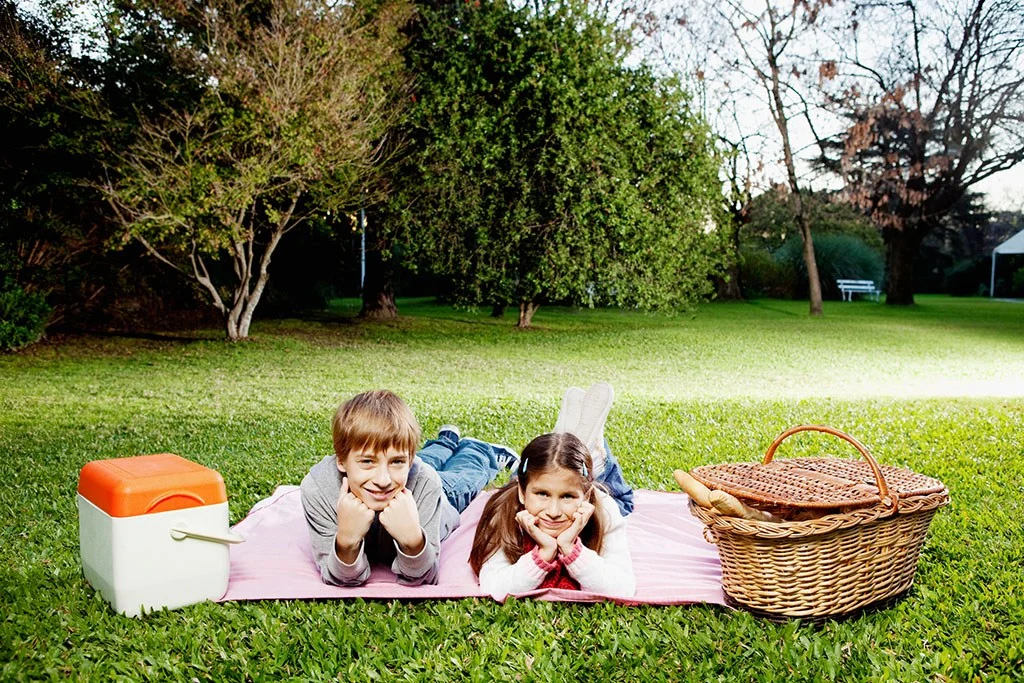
[717,0,836,316]
[388,0,726,328]
[743,187,882,253]
[0,0,103,323]
[660,0,835,315]
[821,0,1024,305]
[103,0,412,339]
[716,131,760,300]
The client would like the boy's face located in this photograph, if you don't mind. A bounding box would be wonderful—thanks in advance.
[338,446,412,511]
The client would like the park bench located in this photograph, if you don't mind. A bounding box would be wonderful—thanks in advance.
[836,279,881,301]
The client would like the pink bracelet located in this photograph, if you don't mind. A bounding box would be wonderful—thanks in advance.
[559,538,583,565]
[530,546,559,572]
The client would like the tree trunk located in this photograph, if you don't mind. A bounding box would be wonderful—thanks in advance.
[765,31,822,317]
[885,229,919,305]
[359,219,398,321]
[490,304,506,318]
[517,301,538,328]
[225,310,244,342]
[795,205,824,316]
[717,264,743,301]
[717,219,744,300]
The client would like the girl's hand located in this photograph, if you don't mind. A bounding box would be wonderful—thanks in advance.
[379,488,425,555]
[556,499,595,557]
[516,510,557,562]
[335,477,375,563]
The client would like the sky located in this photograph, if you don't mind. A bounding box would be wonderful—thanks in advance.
[975,170,1023,212]
[20,0,1024,212]
[637,0,1024,213]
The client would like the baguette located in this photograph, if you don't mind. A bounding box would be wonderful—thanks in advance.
[673,469,713,508]
[708,490,781,523]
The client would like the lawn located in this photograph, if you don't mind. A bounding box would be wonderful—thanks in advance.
[1,296,1022,681]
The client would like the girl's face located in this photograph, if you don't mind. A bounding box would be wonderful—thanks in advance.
[518,466,589,538]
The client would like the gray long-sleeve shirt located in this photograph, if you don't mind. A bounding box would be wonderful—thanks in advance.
[299,455,460,586]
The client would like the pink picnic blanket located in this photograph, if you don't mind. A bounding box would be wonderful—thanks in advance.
[220,487,726,606]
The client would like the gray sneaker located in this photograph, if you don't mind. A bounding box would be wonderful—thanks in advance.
[438,425,461,443]
[492,444,520,471]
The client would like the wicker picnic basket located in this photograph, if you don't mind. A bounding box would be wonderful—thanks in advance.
[687,425,950,620]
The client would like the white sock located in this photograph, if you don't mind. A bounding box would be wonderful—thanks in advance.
[589,441,608,478]
[554,387,585,434]
[572,382,613,476]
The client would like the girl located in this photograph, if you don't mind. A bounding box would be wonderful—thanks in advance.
[469,432,636,599]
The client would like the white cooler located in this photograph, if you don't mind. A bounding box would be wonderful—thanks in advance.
[77,453,243,617]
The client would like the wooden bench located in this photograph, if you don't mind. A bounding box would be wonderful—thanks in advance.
[836,279,880,301]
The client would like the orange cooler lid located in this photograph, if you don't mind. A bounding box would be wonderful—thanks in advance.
[78,453,227,517]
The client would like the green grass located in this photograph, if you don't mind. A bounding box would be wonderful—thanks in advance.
[1,295,1022,681]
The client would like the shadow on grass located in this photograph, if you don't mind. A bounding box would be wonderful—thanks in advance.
[46,327,215,344]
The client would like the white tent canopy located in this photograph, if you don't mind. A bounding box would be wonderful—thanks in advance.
[991,227,1024,296]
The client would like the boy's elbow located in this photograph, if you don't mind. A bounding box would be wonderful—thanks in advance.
[322,567,368,587]
[397,563,439,586]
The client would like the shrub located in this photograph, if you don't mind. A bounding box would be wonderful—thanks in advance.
[775,233,884,299]
[1012,266,1024,297]
[739,247,795,298]
[0,285,51,351]
[944,258,986,297]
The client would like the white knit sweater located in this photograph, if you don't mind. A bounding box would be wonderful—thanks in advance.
[477,490,636,599]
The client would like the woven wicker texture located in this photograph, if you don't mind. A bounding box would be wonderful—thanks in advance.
[690,425,945,510]
[687,425,950,618]
[690,498,944,618]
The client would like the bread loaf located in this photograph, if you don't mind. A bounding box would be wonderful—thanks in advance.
[673,469,712,508]
[708,490,781,523]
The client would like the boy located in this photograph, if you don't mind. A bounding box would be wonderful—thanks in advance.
[300,390,518,586]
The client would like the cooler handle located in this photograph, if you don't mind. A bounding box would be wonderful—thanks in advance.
[146,491,206,513]
[170,522,245,545]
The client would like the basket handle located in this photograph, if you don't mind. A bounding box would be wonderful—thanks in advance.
[763,425,897,510]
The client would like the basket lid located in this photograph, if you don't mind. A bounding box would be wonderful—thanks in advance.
[689,425,947,510]
[689,457,946,509]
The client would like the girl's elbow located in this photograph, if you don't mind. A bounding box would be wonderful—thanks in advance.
[478,576,511,601]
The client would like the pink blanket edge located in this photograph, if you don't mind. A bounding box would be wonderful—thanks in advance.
[219,486,727,607]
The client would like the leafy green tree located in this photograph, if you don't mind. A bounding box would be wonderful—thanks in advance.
[0,0,106,327]
[388,0,726,328]
[742,187,882,253]
[103,0,412,340]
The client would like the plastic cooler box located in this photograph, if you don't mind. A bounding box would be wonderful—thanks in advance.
[77,453,243,617]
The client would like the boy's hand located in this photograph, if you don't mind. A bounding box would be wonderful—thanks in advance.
[335,477,374,563]
[378,489,424,555]
[516,510,558,563]
[556,499,595,557]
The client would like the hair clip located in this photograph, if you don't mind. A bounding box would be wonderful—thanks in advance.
[581,463,589,478]
[520,457,529,474]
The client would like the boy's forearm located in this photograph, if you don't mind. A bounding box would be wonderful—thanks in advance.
[318,537,371,586]
[335,536,363,564]
[392,527,439,585]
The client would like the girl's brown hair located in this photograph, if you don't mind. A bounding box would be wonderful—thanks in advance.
[469,432,605,575]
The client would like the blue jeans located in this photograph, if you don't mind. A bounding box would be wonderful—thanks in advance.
[597,443,634,517]
[417,434,503,513]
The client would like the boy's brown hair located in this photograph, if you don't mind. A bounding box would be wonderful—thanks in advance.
[332,390,421,461]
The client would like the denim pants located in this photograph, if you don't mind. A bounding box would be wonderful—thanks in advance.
[417,434,503,513]
[597,443,634,517]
